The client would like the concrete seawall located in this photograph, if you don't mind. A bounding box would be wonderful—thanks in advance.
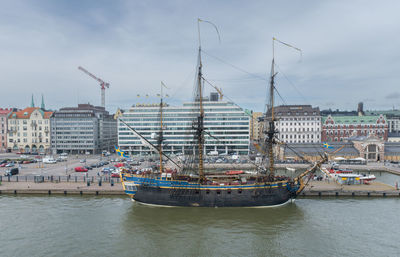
[0,182,125,195]
[301,180,400,197]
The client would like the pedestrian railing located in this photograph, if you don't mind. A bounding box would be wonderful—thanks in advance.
[0,175,121,184]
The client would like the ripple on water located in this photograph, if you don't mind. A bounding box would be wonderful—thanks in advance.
[0,196,399,257]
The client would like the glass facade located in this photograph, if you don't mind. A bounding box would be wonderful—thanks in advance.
[118,100,250,155]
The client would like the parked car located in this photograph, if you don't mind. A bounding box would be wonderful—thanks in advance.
[0,160,7,164]
[5,162,15,167]
[102,167,111,173]
[90,163,97,168]
[23,160,31,164]
[4,168,19,176]
[84,166,93,170]
[0,163,8,167]
[74,166,88,172]
[111,172,120,178]
[80,159,86,163]
[43,157,57,164]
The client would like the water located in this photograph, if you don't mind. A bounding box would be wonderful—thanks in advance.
[0,196,399,257]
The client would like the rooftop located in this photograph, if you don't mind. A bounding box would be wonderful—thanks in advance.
[322,115,386,124]
[9,107,53,119]
[268,105,320,117]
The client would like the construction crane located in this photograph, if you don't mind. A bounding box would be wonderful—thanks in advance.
[78,66,110,108]
[210,85,223,100]
[202,77,224,100]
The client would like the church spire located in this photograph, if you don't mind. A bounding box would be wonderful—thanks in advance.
[31,94,35,107]
[41,94,45,110]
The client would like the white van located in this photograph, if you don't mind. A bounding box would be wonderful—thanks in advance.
[208,151,219,156]
[43,157,57,164]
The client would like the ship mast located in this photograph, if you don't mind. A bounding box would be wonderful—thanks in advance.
[197,22,205,182]
[196,18,220,182]
[266,39,278,177]
[158,82,164,175]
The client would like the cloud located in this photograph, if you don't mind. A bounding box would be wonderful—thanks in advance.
[0,0,400,113]
[386,92,400,99]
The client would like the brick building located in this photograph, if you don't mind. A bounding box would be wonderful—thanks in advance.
[321,114,388,142]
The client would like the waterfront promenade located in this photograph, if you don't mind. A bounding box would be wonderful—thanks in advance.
[301,180,399,197]
[1,177,399,197]
[0,181,124,195]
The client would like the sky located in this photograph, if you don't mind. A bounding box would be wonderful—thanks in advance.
[1,0,400,113]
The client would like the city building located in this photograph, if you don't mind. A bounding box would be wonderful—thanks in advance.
[321,115,388,142]
[279,142,359,162]
[0,108,13,152]
[279,139,400,163]
[50,104,117,154]
[118,96,250,156]
[250,111,263,141]
[366,110,400,133]
[271,105,322,144]
[7,107,53,153]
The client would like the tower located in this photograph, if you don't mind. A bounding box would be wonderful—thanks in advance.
[41,94,45,110]
[31,94,35,107]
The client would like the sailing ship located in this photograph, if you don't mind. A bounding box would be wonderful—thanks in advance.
[120,22,327,207]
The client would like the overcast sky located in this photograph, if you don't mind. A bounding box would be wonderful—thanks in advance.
[1,0,400,113]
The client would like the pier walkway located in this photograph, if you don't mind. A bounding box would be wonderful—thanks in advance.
[0,178,124,195]
[302,180,399,197]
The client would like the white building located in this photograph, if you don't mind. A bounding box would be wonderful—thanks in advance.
[272,105,321,144]
[118,97,250,156]
[8,107,53,153]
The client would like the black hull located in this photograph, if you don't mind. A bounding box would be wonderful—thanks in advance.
[133,185,293,207]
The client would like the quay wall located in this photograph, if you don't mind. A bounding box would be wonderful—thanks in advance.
[1,180,399,198]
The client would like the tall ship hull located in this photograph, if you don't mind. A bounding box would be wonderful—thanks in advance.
[134,182,294,207]
[121,172,304,207]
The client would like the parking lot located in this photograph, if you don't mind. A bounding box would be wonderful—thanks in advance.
[0,153,120,177]
[0,152,258,178]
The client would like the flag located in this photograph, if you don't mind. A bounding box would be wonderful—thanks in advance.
[322,143,333,149]
[115,146,129,158]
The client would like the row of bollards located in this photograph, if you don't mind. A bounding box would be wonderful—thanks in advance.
[303,191,398,197]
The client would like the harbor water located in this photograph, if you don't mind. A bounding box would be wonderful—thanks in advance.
[0,195,399,257]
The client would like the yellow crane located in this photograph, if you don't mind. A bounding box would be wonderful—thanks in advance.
[213,86,223,100]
